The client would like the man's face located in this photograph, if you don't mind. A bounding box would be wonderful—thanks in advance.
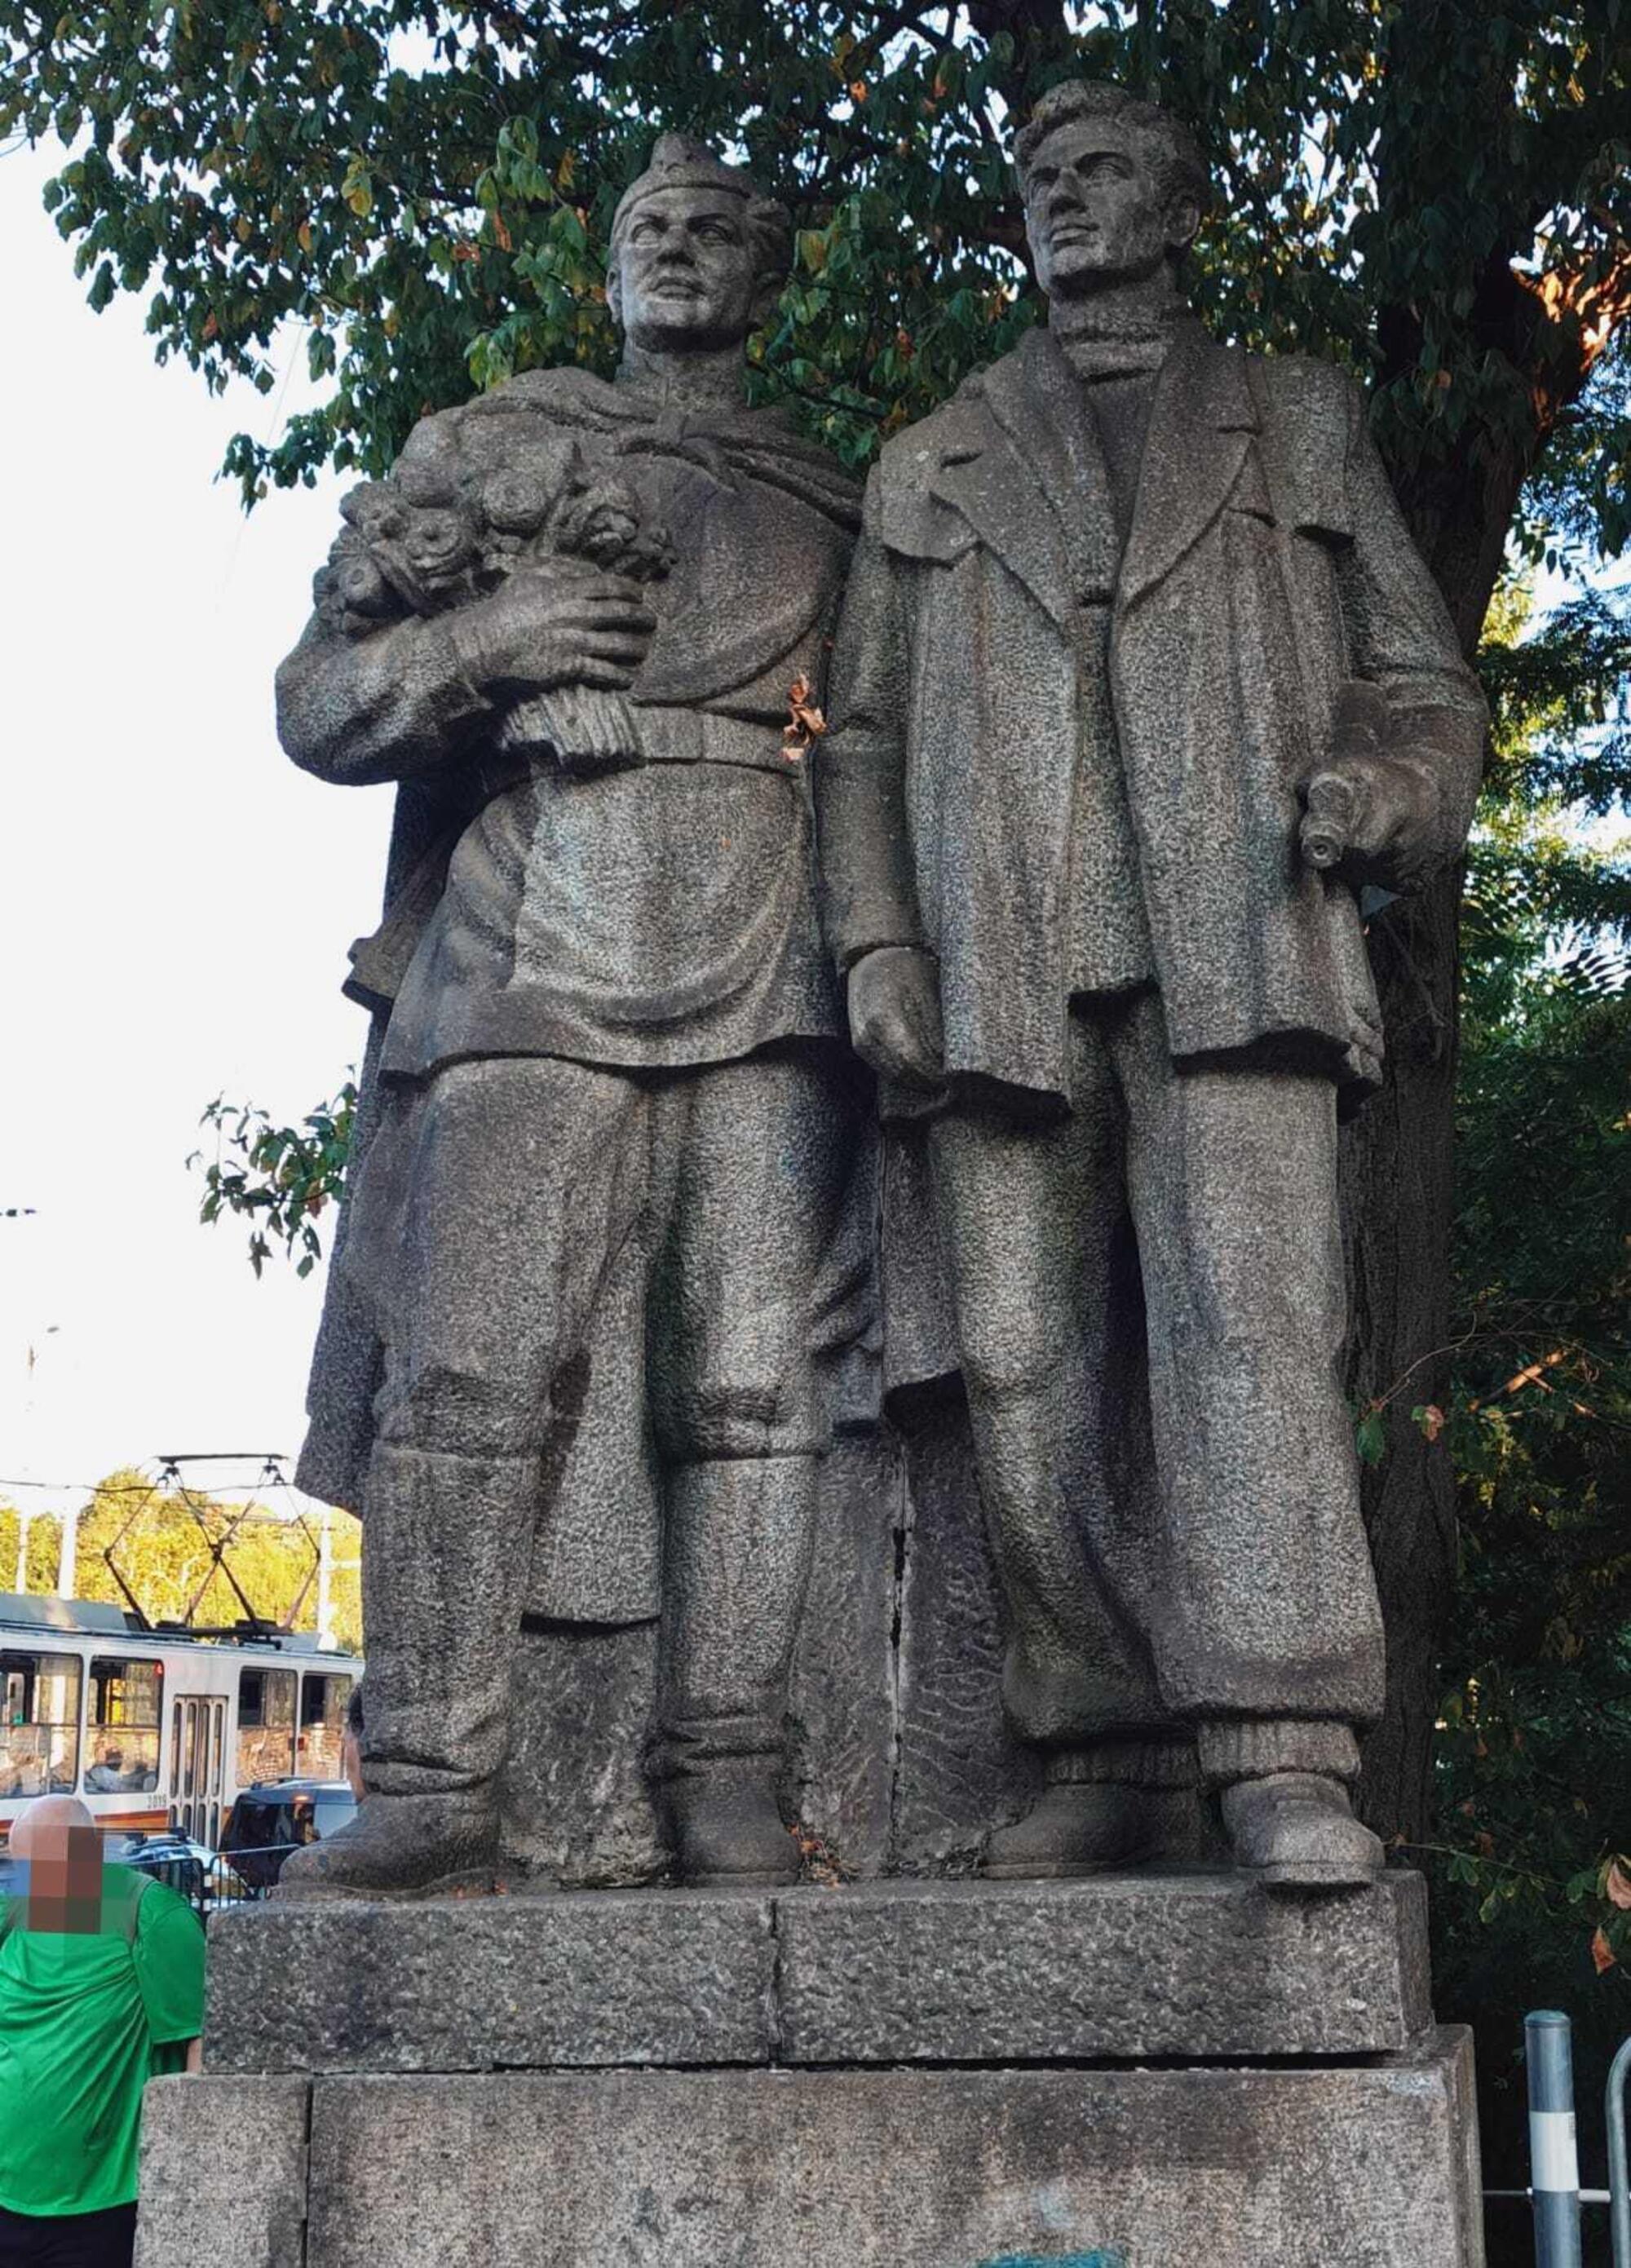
[24,1823,104,1933]
[1022,118,1195,299]
[610,187,767,353]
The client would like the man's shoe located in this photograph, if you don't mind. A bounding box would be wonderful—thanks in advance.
[1220,1771,1384,1892]
[983,1779,1163,1878]
[665,1762,799,1887]
[272,1794,497,1902]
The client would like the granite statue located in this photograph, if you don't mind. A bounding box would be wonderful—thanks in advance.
[816,80,1488,1888]
[274,135,865,1899]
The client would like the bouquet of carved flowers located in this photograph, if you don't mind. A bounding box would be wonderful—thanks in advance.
[327,434,674,772]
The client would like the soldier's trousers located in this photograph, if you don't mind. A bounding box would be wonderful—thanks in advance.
[926,989,1385,1785]
[342,1043,855,1793]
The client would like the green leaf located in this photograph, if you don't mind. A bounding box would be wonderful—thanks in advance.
[1355,1409,1388,1466]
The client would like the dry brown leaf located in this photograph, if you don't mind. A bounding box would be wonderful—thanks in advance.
[1591,1925,1617,1975]
[1605,1856,1631,1910]
[783,674,827,758]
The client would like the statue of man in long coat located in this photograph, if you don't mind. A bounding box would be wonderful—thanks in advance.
[276,137,864,1899]
[817,81,1487,1888]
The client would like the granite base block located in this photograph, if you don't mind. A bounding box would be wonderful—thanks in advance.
[778,1868,1431,2062]
[204,1886,776,2073]
[133,2075,308,2268]
[139,2035,1483,2268]
[204,1869,1430,2074]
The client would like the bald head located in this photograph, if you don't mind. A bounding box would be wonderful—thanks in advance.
[9,1794,95,1860]
[10,1797,107,1934]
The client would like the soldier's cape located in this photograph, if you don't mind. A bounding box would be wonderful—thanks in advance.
[294,369,873,1614]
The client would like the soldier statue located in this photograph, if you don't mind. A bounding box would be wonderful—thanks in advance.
[817,81,1487,1888]
[276,137,864,1898]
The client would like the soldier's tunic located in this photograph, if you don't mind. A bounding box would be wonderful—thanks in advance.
[279,367,866,1629]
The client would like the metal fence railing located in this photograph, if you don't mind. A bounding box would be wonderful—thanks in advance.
[1484,2011,1631,2268]
[0,1843,305,1917]
[124,1844,304,1915]
[1608,2035,1631,2268]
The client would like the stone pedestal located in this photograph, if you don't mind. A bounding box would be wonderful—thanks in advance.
[135,1874,1485,2268]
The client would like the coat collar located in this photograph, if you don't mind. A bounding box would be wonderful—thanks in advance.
[924,317,1260,626]
[926,340,1076,630]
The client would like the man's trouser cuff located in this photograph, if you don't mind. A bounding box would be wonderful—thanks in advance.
[1196,1717,1361,1788]
[1045,1737,1197,1791]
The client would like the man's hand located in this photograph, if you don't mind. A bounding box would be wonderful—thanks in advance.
[847,945,945,1087]
[1298,684,1445,891]
[449,573,656,703]
[1298,752,1440,890]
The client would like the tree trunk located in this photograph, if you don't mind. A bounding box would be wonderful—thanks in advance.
[1344,875,1467,1842]
[1347,435,1528,1843]
[1341,0,1615,1841]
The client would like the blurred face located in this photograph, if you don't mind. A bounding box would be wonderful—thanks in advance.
[24,1822,104,1933]
[1022,118,1196,299]
[610,187,767,352]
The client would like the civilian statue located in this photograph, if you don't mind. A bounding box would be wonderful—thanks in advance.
[817,81,1487,1888]
[275,136,864,1899]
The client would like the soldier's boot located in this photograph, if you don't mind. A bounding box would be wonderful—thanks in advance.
[1202,1719,1384,1892]
[664,1754,801,1885]
[983,1739,1195,1879]
[276,1443,536,1902]
[658,1455,818,1888]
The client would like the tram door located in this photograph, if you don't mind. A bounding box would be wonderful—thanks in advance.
[169,1695,228,1846]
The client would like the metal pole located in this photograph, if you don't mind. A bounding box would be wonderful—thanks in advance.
[1527,2010,1584,2268]
[317,1502,334,1651]
[57,1501,76,1600]
[1607,2034,1631,2268]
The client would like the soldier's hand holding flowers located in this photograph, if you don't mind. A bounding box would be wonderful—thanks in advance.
[320,433,671,772]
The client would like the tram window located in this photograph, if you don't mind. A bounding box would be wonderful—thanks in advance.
[86,1658,161,1793]
[1,1651,82,1797]
[236,1667,296,1786]
[297,1673,354,1781]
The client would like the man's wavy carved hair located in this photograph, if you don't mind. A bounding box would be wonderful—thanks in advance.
[1015,81,1211,222]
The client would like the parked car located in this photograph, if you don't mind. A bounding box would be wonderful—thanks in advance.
[219,1778,357,1890]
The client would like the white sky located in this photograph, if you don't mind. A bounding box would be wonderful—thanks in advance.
[1,141,390,1518]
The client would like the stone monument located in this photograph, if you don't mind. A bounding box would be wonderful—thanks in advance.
[135,99,1490,2268]
[816,76,1487,1888]
[272,133,869,1898]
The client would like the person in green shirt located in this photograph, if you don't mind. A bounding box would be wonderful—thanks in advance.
[0,1797,205,2268]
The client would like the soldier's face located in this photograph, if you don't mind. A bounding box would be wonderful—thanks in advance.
[1023,121,1194,298]
[611,188,765,352]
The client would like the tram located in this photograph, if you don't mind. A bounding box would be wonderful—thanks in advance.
[0,1592,363,1849]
